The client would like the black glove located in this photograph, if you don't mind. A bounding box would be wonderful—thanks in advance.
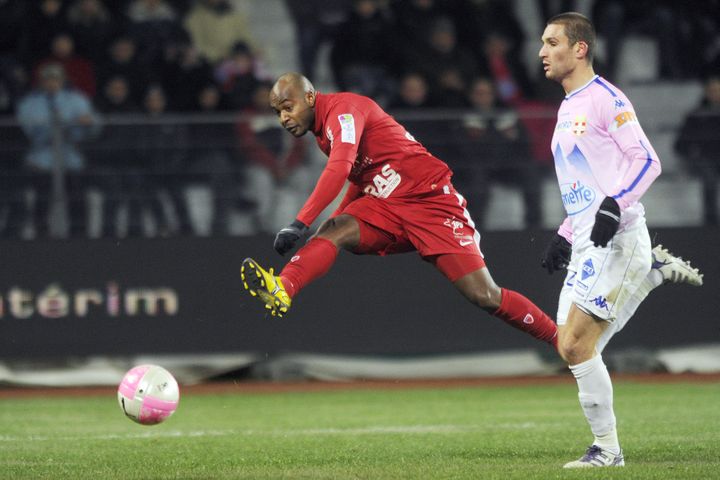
[590,196,620,247]
[274,219,309,256]
[541,233,572,274]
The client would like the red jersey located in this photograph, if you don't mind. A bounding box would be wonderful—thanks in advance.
[296,92,453,226]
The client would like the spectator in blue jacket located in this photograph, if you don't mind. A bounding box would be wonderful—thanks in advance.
[16,62,100,237]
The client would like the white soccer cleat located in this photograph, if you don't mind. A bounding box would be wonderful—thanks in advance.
[563,445,625,468]
[651,245,703,286]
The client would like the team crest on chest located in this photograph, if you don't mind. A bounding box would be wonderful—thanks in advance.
[572,114,587,136]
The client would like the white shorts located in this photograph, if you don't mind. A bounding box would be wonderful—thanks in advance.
[556,221,651,325]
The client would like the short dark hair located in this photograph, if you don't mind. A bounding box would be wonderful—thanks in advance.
[547,12,596,63]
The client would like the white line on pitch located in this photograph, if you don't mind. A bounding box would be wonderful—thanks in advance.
[0,422,538,442]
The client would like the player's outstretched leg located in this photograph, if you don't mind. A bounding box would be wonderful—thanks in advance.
[651,244,703,286]
[493,288,558,348]
[564,445,625,468]
[242,237,340,317]
[596,244,704,353]
[241,258,292,317]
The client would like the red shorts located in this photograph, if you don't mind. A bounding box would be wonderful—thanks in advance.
[341,184,486,281]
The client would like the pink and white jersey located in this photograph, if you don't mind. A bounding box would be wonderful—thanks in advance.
[551,75,661,244]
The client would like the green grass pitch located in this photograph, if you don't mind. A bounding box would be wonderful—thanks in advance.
[0,379,718,479]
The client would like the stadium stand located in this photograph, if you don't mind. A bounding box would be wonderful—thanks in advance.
[0,0,716,239]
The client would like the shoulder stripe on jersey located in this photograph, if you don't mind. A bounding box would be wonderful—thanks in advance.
[593,78,617,97]
[612,140,653,200]
[565,75,599,99]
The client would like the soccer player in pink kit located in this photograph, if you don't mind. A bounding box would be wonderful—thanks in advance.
[539,12,703,468]
[241,71,559,349]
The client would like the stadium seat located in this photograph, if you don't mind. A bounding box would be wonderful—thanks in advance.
[616,35,659,84]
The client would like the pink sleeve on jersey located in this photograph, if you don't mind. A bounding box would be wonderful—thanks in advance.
[602,100,662,210]
[557,216,573,244]
[296,104,365,226]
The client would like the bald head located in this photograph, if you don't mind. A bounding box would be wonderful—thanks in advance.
[272,72,315,97]
[269,72,317,137]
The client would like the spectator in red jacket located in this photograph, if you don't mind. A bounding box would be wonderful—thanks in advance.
[34,32,96,97]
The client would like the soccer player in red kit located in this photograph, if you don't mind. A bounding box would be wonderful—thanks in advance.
[241,72,558,348]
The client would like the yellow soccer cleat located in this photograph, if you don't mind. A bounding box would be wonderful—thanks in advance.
[241,257,292,317]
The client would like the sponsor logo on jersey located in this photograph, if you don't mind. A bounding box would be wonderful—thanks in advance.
[555,119,572,132]
[581,258,595,281]
[522,314,535,324]
[364,163,401,198]
[560,180,596,215]
[609,111,638,132]
[572,115,587,135]
[614,99,626,109]
[338,113,356,144]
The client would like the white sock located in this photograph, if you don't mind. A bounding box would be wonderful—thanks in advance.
[617,270,662,323]
[569,354,620,454]
[647,269,663,289]
[597,270,663,353]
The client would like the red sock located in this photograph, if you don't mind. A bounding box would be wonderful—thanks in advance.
[280,237,338,298]
[493,288,558,349]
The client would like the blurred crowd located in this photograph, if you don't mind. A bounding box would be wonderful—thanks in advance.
[0,0,719,239]
[0,0,272,115]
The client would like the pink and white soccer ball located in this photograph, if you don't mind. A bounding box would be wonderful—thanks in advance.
[117,365,179,425]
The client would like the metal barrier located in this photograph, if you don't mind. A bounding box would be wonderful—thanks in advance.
[0,108,714,240]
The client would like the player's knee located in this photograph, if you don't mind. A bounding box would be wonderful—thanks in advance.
[314,215,359,250]
[558,335,594,365]
[454,269,502,310]
[467,284,502,310]
[314,217,336,236]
